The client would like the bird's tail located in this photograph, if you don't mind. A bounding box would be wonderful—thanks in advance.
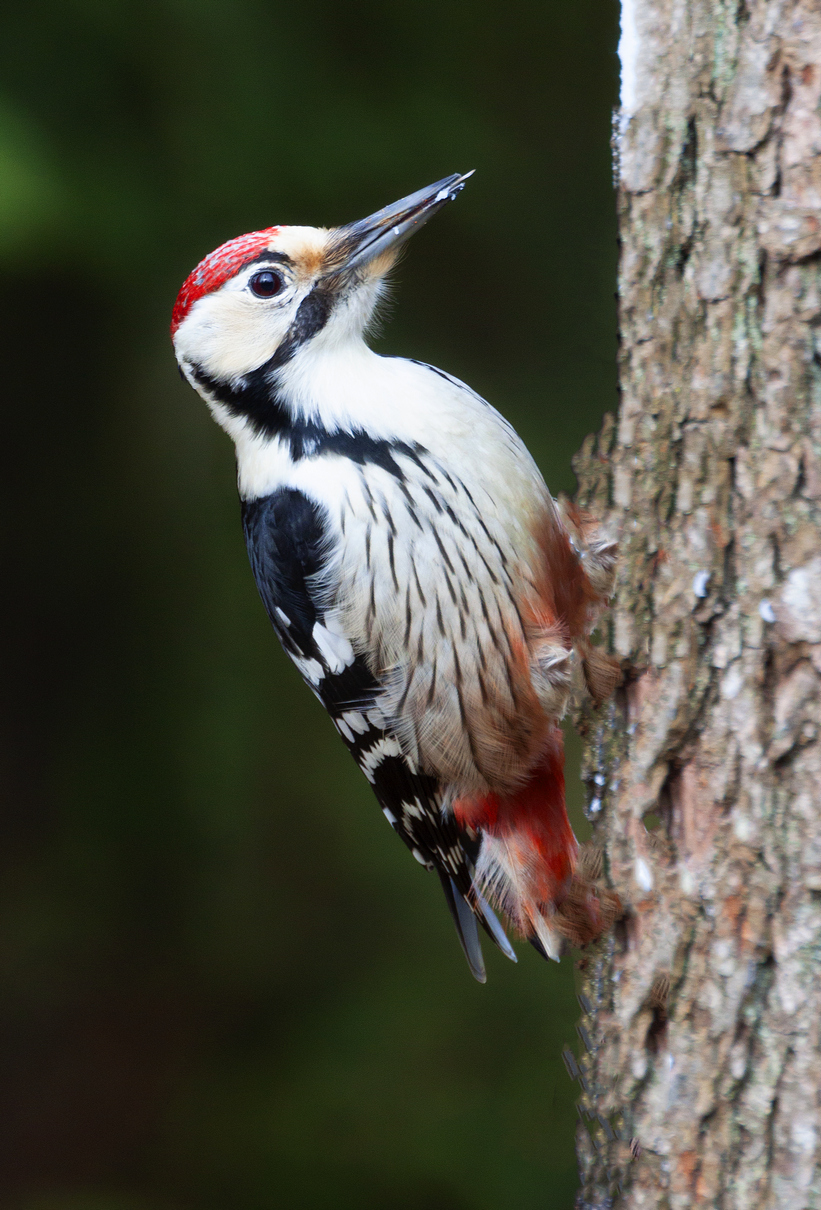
[438,871,517,983]
[453,726,612,959]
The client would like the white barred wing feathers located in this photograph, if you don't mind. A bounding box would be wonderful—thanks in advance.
[241,486,515,980]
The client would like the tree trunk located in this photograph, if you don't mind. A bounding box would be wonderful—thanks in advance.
[571,2,821,1207]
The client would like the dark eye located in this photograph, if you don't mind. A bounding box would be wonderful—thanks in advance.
[249,269,283,298]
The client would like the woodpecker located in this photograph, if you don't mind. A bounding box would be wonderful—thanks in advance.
[172,174,617,981]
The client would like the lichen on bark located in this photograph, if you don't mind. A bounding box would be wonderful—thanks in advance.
[571,3,821,1207]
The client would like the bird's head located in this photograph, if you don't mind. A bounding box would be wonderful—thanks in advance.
[172,173,472,405]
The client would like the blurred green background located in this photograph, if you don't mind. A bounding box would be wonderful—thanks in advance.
[0,2,618,1208]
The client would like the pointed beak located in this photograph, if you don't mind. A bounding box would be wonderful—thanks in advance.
[325,172,474,277]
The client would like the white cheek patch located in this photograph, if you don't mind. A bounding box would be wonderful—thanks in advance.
[177,294,290,382]
[175,257,322,387]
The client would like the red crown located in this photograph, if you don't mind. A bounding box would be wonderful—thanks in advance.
[171,226,282,336]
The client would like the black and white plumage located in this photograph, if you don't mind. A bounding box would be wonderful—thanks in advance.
[172,175,617,981]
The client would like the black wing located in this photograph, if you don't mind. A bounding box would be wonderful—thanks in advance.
[241,487,515,980]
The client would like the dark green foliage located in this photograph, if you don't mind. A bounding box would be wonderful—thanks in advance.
[0,3,617,1206]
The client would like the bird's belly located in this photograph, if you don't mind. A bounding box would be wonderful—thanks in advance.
[314,449,559,798]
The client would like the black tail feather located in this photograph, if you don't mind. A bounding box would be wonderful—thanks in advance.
[474,892,517,963]
[438,876,518,980]
[438,873,486,982]
[528,933,551,962]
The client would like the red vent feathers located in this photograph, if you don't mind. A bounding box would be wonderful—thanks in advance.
[171,227,282,336]
[453,726,575,905]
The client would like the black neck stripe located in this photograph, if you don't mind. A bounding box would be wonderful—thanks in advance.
[192,352,430,482]
[284,427,429,481]
[188,292,435,481]
[190,283,333,437]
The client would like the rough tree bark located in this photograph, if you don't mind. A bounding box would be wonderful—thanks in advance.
[571,2,821,1207]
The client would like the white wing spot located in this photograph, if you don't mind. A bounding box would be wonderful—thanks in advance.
[312,620,355,674]
[359,736,402,783]
[275,607,291,627]
[412,848,428,866]
[335,718,355,743]
[382,806,397,825]
[341,710,369,735]
[292,653,325,685]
